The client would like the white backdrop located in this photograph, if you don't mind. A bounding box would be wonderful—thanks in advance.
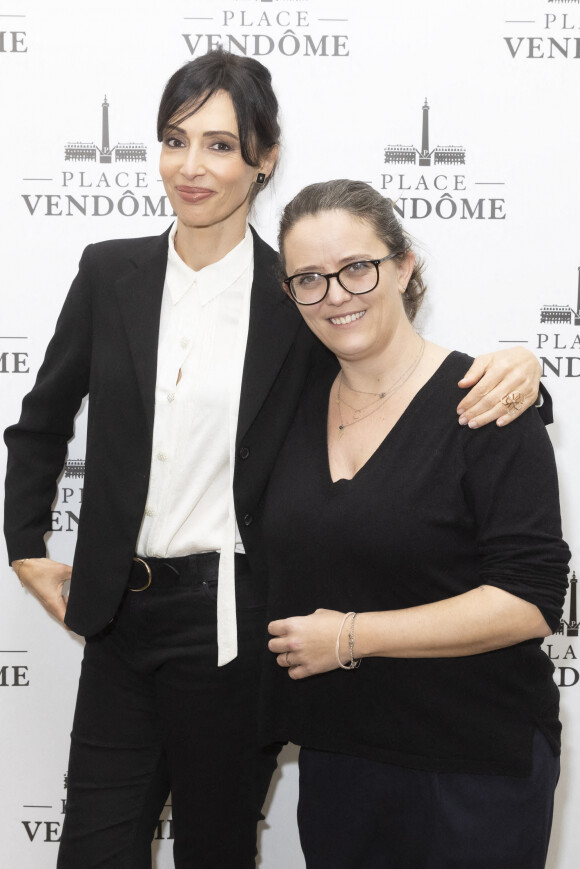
[1,1,578,866]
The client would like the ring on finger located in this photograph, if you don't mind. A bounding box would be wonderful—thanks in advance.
[500,391,526,414]
[285,651,292,667]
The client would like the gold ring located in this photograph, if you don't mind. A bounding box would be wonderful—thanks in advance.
[500,392,526,414]
[285,651,291,667]
[130,557,152,592]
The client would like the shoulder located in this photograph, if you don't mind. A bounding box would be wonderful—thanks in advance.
[80,226,172,270]
[420,350,474,412]
[249,223,304,319]
[438,350,474,390]
[435,350,547,442]
[249,225,279,271]
[416,350,547,452]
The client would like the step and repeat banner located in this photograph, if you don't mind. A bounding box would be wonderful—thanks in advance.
[1,1,578,866]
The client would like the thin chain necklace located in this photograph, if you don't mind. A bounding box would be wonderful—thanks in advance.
[336,336,425,437]
[337,389,386,417]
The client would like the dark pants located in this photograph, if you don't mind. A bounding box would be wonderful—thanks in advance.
[57,553,278,869]
[298,729,559,869]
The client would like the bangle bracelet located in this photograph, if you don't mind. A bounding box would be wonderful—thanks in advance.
[348,612,361,669]
[335,611,361,671]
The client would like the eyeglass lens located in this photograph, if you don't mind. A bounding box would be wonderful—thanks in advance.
[290,261,378,304]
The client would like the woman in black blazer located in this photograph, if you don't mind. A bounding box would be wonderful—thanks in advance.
[4,51,546,869]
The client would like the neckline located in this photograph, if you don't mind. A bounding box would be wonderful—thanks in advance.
[326,350,455,486]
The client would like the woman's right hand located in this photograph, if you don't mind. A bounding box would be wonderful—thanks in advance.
[13,557,71,625]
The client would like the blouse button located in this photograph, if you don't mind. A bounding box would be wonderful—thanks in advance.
[239,446,250,460]
[243,513,253,527]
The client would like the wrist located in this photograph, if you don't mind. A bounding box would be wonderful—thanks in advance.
[335,612,361,670]
[353,611,390,659]
[338,615,350,665]
[12,557,46,580]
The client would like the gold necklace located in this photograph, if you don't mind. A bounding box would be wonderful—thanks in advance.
[336,336,425,436]
[336,390,386,419]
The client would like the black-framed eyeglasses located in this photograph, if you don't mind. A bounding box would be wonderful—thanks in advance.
[283,253,398,306]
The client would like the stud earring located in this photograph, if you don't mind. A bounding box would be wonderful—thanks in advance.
[256,172,266,184]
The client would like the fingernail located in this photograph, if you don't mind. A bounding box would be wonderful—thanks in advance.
[496,417,506,427]
[468,419,479,429]
[458,415,468,425]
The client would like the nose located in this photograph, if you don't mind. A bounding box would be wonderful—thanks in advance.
[325,274,352,306]
[180,144,206,179]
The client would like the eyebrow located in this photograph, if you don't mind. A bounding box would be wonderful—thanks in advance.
[165,125,240,142]
[292,254,376,273]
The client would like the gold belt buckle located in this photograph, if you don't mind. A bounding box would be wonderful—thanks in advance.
[130,557,152,592]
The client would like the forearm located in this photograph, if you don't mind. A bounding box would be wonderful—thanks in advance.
[4,428,70,562]
[4,252,93,561]
[350,585,551,661]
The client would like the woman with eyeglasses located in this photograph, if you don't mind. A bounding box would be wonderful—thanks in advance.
[263,179,569,869]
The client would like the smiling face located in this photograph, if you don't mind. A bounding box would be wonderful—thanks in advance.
[159,89,275,248]
[282,209,414,365]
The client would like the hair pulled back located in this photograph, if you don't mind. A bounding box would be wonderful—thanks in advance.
[157,49,280,193]
[278,179,426,321]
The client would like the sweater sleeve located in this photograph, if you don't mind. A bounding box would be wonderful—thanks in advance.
[4,246,94,562]
[460,406,570,632]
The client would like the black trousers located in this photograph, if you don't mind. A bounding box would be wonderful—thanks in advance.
[57,553,278,869]
[298,729,559,869]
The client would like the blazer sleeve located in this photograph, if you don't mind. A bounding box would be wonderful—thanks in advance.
[4,246,95,562]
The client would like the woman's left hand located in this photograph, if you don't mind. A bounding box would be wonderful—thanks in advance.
[268,609,345,680]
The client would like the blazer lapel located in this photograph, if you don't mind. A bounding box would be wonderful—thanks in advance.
[113,226,300,444]
[114,228,171,435]
[237,229,302,446]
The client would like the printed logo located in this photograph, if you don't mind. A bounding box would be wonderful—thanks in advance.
[0,336,30,375]
[496,268,580,379]
[379,99,506,221]
[545,571,579,688]
[0,10,28,53]
[540,268,580,326]
[384,99,466,168]
[0,651,29,687]
[503,1,580,61]
[65,97,146,164]
[536,269,580,378]
[21,97,172,220]
[180,0,350,58]
[51,460,85,536]
[21,773,173,844]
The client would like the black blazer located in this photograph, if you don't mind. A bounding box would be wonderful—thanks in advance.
[4,226,329,637]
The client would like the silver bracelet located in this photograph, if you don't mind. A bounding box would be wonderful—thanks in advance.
[335,611,361,670]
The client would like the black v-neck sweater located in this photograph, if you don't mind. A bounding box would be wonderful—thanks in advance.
[260,352,570,776]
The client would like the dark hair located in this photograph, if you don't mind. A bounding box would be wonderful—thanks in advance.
[157,49,280,196]
[278,179,426,321]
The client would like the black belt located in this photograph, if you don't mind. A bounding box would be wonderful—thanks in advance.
[127,552,226,592]
[127,552,250,592]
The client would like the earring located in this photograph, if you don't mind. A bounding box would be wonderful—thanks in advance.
[256,172,266,184]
